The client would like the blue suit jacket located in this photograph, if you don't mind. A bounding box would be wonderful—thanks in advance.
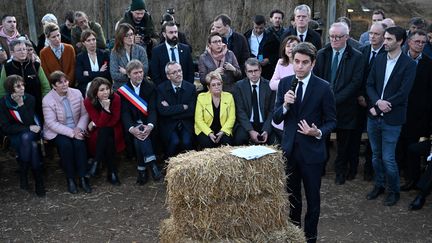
[150,43,194,85]
[156,80,197,143]
[273,74,336,164]
[366,51,416,125]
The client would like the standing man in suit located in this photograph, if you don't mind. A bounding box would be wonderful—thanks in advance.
[243,15,279,80]
[213,14,250,72]
[354,22,387,181]
[150,21,194,85]
[273,42,336,243]
[156,61,196,157]
[233,58,275,145]
[365,26,416,206]
[282,4,322,51]
[119,59,162,185]
[397,30,432,191]
[313,22,364,185]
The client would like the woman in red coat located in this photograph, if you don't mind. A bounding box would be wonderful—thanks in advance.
[84,77,125,185]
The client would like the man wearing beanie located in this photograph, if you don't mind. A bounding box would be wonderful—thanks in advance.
[118,0,158,59]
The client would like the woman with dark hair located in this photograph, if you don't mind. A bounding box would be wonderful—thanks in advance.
[75,29,111,96]
[84,77,124,185]
[198,32,241,93]
[269,35,299,142]
[194,71,235,148]
[42,71,91,194]
[110,23,148,90]
[0,75,45,197]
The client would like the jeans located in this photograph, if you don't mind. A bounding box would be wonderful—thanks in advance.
[367,117,401,193]
[133,137,156,170]
[10,131,42,170]
[165,127,194,157]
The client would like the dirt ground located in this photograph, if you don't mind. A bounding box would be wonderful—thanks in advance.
[1,146,431,243]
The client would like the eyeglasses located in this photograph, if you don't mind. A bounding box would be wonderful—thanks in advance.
[169,70,182,75]
[13,83,25,88]
[329,35,346,41]
[211,39,223,44]
[413,40,427,45]
[125,32,135,38]
[13,48,27,52]
[246,69,260,74]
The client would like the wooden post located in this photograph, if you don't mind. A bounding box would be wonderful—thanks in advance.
[25,0,37,42]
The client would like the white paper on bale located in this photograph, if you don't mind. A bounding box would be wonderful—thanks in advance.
[230,146,277,160]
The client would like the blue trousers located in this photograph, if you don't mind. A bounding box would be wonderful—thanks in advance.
[367,117,401,193]
[10,131,42,170]
[54,134,87,178]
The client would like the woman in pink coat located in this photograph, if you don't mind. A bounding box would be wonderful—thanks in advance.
[42,71,90,194]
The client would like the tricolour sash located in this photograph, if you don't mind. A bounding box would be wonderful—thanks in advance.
[9,109,23,123]
[117,84,148,116]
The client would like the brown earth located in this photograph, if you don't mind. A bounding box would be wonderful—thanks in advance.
[0,146,431,243]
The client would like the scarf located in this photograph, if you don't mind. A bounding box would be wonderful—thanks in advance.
[207,44,228,68]
[0,26,20,44]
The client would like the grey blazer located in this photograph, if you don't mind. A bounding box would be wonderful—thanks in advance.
[110,44,148,89]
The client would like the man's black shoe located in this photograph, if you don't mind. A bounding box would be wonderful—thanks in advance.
[409,194,425,210]
[383,192,400,206]
[366,186,385,200]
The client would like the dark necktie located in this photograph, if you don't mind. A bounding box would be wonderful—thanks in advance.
[252,84,260,127]
[369,51,377,64]
[299,34,304,42]
[170,47,176,62]
[175,86,181,102]
[331,51,340,83]
[294,81,303,112]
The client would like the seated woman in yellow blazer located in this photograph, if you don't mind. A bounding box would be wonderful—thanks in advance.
[194,71,235,148]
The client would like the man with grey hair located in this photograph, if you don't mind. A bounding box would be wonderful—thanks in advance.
[120,59,161,185]
[313,21,364,185]
[156,61,196,158]
[281,4,322,50]
[71,11,106,53]
[354,22,387,181]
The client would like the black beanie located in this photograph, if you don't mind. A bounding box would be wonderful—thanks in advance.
[130,0,146,11]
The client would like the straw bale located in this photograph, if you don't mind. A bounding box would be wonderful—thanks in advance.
[160,217,305,243]
[165,146,286,206]
[171,194,289,240]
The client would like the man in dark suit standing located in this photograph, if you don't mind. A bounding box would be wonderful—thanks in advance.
[213,14,250,72]
[156,61,196,158]
[397,30,432,191]
[243,15,279,80]
[273,42,336,243]
[150,21,194,85]
[366,26,416,206]
[355,22,387,181]
[313,22,364,185]
[233,58,275,145]
[281,4,322,51]
[120,59,162,185]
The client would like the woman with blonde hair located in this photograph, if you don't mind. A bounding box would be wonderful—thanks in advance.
[194,71,235,148]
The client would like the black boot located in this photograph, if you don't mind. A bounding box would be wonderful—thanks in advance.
[107,172,121,186]
[136,169,148,185]
[87,160,99,178]
[79,177,92,193]
[19,165,29,191]
[33,169,46,197]
[148,161,162,181]
[67,178,78,194]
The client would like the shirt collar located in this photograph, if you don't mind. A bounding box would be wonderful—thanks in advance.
[333,45,346,56]
[387,50,402,62]
[371,44,383,53]
[407,51,422,63]
[296,72,311,87]
[165,42,178,49]
[171,82,182,90]
[249,79,261,87]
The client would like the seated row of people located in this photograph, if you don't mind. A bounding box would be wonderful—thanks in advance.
[0,56,279,196]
